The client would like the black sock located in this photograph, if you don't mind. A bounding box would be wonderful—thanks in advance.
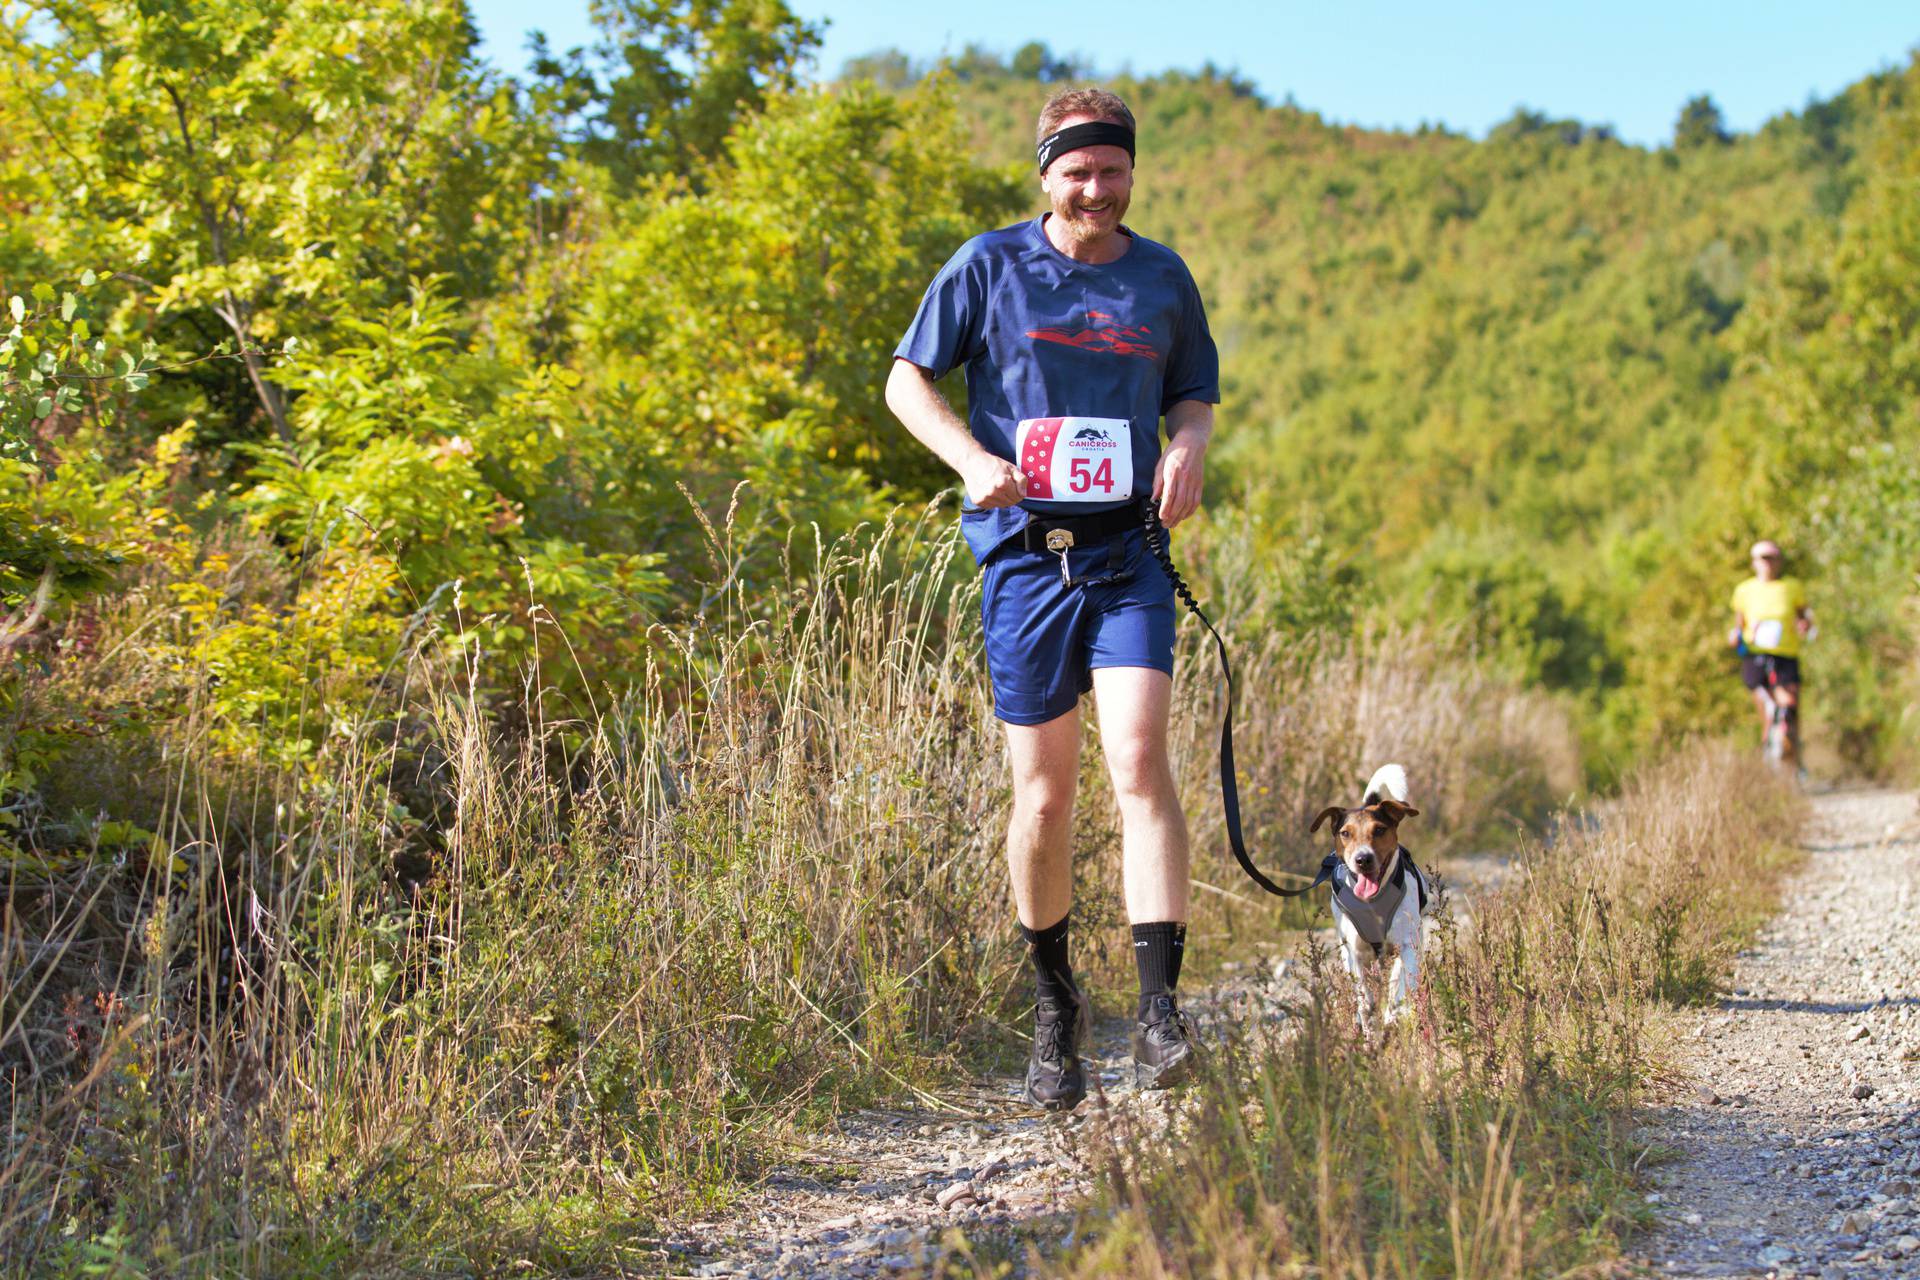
[1132,921,1186,1019]
[1019,914,1076,1005]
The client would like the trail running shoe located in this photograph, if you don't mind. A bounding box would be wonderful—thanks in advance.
[1024,988,1091,1112]
[1131,992,1198,1089]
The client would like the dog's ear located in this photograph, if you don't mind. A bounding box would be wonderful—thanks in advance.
[1309,805,1346,835]
[1372,799,1420,824]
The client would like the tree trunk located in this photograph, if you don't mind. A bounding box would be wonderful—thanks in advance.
[215,291,293,444]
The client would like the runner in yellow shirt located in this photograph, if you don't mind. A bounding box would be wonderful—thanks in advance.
[1728,539,1812,764]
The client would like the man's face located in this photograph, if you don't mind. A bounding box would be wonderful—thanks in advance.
[1753,552,1782,581]
[1040,114,1133,247]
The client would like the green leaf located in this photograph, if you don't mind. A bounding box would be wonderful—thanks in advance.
[6,296,21,323]
[34,396,52,418]
[29,283,53,304]
[79,268,97,287]
[60,292,76,322]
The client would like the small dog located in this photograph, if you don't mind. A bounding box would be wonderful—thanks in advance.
[1309,764,1430,1024]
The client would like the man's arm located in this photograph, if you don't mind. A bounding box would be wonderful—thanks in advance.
[885,359,1024,508]
[1155,399,1213,528]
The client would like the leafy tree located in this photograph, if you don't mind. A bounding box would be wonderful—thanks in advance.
[1011,41,1081,82]
[1674,94,1732,149]
[944,43,1008,82]
[1,274,178,646]
[235,278,669,682]
[840,48,920,89]
[576,82,1025,520]
[0,0,543,442]
[531,0,820,192]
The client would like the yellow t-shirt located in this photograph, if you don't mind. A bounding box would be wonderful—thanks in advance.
[1731,576,1808,657]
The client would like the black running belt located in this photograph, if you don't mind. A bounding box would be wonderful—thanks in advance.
[1018,503,1143,552]
[1140,501,1330,900]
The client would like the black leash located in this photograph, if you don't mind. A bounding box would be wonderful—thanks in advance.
[1138,501,1333,901]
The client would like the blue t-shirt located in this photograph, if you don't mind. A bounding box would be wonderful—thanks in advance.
[895,215,1220,563]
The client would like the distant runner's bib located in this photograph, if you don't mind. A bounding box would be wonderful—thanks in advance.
[1015,416,1134,503]
[1752,619,1785,650]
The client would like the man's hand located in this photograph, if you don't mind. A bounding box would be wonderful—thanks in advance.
[963,452,1027,509]
[1155,401,1213,528]
[886,360,1028,509]
[1153,436,1207,528]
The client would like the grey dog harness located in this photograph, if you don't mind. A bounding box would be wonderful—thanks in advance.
[1322,848,1427,956]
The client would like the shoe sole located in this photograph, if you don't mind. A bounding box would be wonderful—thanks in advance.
[1133,1048,1194,1091]
[1027,1087,1085,1113]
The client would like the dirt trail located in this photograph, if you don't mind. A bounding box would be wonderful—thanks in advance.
[668,850,1512,1278]
[1632,786,1920,1279]
[667,952,1296,1278]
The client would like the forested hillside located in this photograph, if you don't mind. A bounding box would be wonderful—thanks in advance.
[869,47,1919,769]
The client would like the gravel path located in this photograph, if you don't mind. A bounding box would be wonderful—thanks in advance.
[1632,786,1920,1279]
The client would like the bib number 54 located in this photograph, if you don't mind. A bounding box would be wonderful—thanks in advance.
[1069,456,1116,494]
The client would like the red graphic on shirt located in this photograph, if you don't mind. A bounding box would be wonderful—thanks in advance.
[1020,417,1065,499]
[1026,312,1158,359]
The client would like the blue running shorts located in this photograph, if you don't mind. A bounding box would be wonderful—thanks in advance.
[979,527,1176,725]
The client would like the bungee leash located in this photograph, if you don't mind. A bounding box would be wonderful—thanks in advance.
[1138,500,1334,901]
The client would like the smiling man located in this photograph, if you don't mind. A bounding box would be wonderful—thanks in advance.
[884,88,1220,1110]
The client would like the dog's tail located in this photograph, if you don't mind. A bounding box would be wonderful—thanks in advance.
[1363,763,1410,806]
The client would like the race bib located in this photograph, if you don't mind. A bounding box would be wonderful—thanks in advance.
[1015,417,1134,503]
[1752,619,1785,650]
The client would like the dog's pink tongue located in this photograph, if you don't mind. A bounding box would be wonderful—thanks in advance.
[1354,869,1383,900]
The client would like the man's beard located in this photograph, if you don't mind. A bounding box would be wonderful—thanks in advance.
[1056,199,1125,243]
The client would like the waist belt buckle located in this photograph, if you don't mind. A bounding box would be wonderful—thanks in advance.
[1045,529,1075,585]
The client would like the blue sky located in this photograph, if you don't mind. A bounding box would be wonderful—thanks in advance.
[467,1,1919,147]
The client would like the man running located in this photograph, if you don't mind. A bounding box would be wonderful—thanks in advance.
[1729,539,1812,763]
[884,87,1219,1111]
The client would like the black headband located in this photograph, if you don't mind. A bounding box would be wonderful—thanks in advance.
[1036,121,1136,173]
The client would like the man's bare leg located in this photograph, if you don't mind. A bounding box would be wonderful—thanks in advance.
[1774,684,1800,763]
[1005,707,1089,1111]
[1752,686,1775,747]
[1004,707,1081,929]
[1091,666,1189,923]
[1093,665,1197,1085]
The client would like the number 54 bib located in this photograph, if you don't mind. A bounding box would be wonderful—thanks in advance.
[1016,417,1134,503]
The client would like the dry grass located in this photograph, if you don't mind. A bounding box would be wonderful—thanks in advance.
[0,501,1583,1275]
[1014,743,1805,1279]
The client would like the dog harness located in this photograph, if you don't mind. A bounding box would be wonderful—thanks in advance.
[1330,850,1427,957]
